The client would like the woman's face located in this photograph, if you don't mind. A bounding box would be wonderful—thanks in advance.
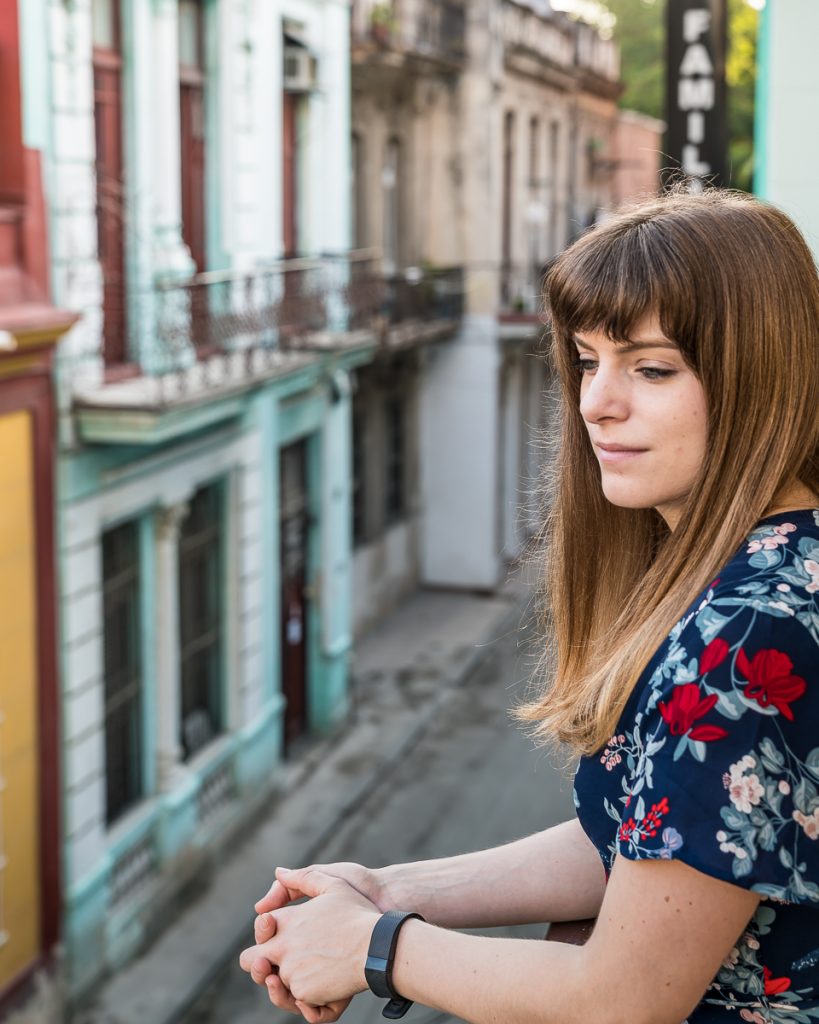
[574,315,708,530]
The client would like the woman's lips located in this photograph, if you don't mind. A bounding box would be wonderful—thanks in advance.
[595,443,648,463]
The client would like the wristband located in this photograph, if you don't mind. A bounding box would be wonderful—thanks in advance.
[365,910,424,1019]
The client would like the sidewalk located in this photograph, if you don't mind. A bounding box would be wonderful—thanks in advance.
[78,571,535,1024]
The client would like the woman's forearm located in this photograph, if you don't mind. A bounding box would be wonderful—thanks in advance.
[376,817,606,929]
[388,921,600,1024]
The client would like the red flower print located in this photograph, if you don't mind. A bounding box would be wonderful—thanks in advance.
[618,817,637,842]
[658,683,729,741]
[736,648,807,721]
[763,966,791,996]
[700,638,730,674]
[641,797,670,838]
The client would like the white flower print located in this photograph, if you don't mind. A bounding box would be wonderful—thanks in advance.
[804,558,819,594]
[724,756,765,814]
[792,808,819,840]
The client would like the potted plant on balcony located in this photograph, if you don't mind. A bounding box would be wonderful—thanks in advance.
[370,2,396,46]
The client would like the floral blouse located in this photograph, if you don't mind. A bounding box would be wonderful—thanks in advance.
[574,510,819,1023]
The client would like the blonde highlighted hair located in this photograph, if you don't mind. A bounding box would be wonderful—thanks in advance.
[517,189,819,756]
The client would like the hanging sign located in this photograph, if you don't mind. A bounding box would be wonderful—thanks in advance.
[664,0,728,189]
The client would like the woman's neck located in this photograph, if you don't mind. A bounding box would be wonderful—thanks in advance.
[765,482,818,518]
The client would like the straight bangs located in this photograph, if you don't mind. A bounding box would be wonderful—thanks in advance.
[545,211,702,387]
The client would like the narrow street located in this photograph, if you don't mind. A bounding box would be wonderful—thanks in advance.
[186,626,577,1024]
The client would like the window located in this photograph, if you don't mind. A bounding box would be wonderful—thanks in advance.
[352,132,367,250]
[501,111,515,305]
[0,0,25,205]
[103,519,143,824]
[93,0,128,366]
[529,116,540,191]
[179,0,207,272]
[383,138,401,275]
[549,120,561,256]
[178,482,224,760]
[384,394,406,524]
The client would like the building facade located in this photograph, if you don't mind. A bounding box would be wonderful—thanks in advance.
[17,0,408,1003]
[349,0,621,626]
[0,0,76,1011]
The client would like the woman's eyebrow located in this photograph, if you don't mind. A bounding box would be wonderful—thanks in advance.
[573,336,678,352]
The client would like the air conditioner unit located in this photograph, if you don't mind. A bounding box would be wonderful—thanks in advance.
[284,46,317,93]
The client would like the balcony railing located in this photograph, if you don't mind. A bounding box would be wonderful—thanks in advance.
[385,266,464,324]
[351,0,466,65]
[136,257,464,385]
[150,253,384,375]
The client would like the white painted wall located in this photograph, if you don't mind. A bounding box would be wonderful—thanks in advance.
[419,324,502,590]
[352,520,420,637]
[758,2,819,258]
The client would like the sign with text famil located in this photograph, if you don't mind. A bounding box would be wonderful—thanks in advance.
[664,0,727,189]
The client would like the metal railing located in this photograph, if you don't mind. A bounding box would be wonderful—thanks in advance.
[151,252,382,372]
[351,0,466,65]
[146,255,464,377]
[385,266,464,324]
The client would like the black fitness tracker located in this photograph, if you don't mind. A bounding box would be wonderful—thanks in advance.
[365,910,425,1019]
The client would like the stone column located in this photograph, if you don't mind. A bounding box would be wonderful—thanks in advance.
[154,501,188,791]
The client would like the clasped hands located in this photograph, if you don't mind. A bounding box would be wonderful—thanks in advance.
[239,864,384,1023]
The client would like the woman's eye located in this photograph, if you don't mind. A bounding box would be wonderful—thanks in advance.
[572,358,597,374]
[638,367,676,381]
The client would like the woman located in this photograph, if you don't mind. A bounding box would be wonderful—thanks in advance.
[240,190,819,1024]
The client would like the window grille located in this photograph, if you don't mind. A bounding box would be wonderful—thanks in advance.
[178,483,224,760]
[103,520,144,825]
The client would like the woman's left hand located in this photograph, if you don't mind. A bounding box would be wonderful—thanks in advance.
[239,867,381,1010]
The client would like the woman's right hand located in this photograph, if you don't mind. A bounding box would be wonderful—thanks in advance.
[250,863,394,1020]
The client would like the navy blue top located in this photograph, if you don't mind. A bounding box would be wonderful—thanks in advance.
[574,509,819,1023]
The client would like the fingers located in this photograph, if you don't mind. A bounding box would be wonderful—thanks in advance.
[250,956,274,986]
[255,877,297,915]
[264,972,302,1015]
[294,998,351,1023]
[276,866,338,900]
[254,912,276,944]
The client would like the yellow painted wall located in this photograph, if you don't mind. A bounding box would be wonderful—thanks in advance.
[0,410,41,988]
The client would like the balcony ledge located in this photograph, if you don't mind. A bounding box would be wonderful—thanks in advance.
[73,331,378,446]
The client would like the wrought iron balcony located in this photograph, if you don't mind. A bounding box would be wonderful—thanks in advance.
[384,266,464,324]
[351,0,466,66]
[499,261,551,326]
[72,255,465,442]
[151,253,384,375]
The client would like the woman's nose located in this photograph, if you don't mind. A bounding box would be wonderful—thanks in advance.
[579,366,629,424]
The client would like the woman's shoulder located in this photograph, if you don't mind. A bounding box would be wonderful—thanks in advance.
[670,508,819,659]
[635,509,819,739]
[708,508,819,598]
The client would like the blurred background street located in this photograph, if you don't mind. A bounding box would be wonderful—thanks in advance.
[186,605,575,1024]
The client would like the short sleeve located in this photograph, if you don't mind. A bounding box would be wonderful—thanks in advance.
[616,598,819,904]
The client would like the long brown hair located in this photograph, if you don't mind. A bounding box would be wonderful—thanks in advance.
[517,189,819,756]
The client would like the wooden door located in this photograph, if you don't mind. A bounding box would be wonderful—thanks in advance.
[279,441,310,749]
[0,411,41,991]
[94,50,127,367]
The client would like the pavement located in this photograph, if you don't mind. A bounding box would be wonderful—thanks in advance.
[76,567,537,1024]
